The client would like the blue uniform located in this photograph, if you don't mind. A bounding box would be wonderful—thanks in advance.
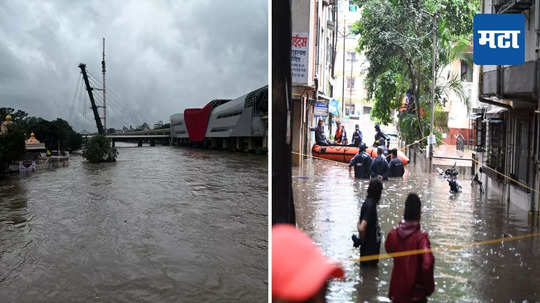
[370,155,389,179]
[388,157,405,177]
[352,130,363,147]
[349,152,372,179]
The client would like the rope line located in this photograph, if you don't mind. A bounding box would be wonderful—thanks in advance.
[352,232,540,262]
[292,141,540,261]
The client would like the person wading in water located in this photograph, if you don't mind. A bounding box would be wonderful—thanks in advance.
[352,178,384,266]
[385,193,435,303]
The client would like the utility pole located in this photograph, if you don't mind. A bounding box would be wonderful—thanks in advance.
[429,14,438,169]
[349,52,354,112]
[102,37,107,135]
[341,14,346,119]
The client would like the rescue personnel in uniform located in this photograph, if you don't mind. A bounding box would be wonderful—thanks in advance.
[310,119,331,146]
[388,149,405,178]
[351,124,363,147]
[374,124,389,148]
[370,147,389,180]
[349,143,371,179]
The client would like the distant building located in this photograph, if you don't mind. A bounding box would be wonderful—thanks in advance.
[439,45,481,146]
[334,0,367,119]
[290,0,338,160]
[475,0,539,212]
[153,121,163,129]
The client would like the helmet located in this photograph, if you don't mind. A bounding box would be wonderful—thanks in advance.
[5,114,12,121]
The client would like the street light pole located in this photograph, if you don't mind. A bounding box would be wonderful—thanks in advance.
[342,14,346,119]
[429,14,438,169]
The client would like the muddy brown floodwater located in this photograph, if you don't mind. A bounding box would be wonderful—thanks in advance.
[0,146,267,302]
[293,158,540,302]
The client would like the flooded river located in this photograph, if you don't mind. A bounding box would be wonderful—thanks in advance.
[293,158,540,302]
[0,146,267,302]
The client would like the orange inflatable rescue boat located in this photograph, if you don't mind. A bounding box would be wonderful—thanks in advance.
[311,144,409,165]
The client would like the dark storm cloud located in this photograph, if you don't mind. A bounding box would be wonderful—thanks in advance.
[0,0,267,131]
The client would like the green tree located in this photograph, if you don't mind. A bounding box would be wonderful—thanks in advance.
[0,107,28,122]
[19,117,82,151]
[82,135,118,163]
[352,0,478,143]
[0,124,26,173]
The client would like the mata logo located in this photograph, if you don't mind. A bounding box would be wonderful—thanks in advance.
[473,14,525,65]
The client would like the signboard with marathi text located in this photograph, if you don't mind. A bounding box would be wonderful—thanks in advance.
[473,14,524,65]
[291,32,309,84]
[314,102,328,117]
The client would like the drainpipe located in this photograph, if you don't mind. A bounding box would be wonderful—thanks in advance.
[534,0,540,215]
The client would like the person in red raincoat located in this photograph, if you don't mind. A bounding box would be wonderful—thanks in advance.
[385,193,434,303]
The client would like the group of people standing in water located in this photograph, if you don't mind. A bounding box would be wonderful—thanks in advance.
[310,119,405,179]
[273,183,435,302]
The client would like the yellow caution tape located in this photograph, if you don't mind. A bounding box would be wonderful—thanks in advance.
[352,232,540,262]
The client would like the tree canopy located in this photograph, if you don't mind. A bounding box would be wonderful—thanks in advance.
[352,0,478,143]
[0,108,83,152]
[0,124,26,173]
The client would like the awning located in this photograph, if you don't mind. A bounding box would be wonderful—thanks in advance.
[485,107,507,118]
[469,113,482,119]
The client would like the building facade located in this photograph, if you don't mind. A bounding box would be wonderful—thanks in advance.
[440,47,482,146]
[475,0,540,212]
[290,0,338,161]
[334,0,368,119]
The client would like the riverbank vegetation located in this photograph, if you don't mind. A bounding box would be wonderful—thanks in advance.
[0,108,83,151]
[0,107,83,173]
[0,124,26,173]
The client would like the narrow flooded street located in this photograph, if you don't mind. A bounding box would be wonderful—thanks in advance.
[293,158,540,302]
[0,146,267,302]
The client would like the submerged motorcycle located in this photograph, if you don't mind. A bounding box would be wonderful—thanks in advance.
[444,163,462,194]
[437,163,462,193]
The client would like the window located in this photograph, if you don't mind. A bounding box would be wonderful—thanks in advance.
[346,77,355,88]
[486,120,505,172]
[460,59,473,82]
[363,106,372,115]
[345,104,355,116]
[347,51,356,62]
[514,119,530,183]
[349,1,357,12]
[475,117,486,152]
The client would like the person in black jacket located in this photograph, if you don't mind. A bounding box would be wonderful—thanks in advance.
[310,119,330,145]
[351,124,363,147]
[352,178,384,266]
[388,149,405,178]
[374,124,389,148]
[349,143,371,179]
[370,147,389,180]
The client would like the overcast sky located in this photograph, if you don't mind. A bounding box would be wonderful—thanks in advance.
[0,0,267,131]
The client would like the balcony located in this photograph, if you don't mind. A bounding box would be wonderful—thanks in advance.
[481,60,538,100]
[494,0,533,13]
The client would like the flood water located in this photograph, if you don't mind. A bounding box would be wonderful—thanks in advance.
[0,146,267,302]
[293,158,540,302]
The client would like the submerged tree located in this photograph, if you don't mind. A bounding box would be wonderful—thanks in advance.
[82,135,118,163]
[352,0,478,144]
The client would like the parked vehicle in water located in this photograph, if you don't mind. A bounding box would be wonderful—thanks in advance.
[444,163,462,194]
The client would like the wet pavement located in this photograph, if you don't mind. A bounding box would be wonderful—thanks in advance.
[293,157,540,302]
[0,146,267,302]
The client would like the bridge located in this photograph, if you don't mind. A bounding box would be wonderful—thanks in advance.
[83,129,170,147]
